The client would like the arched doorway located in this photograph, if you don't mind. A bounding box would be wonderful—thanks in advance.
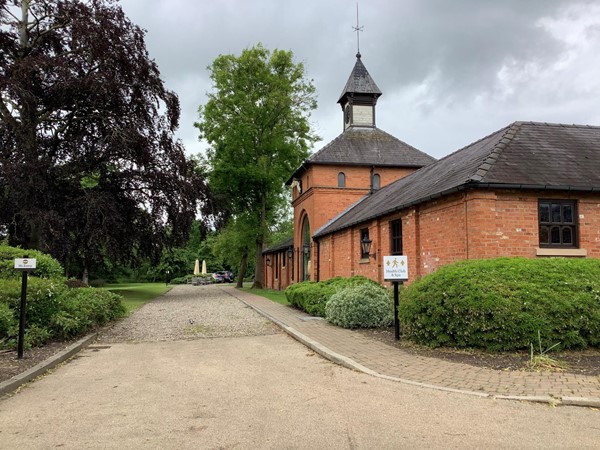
[301,216,311,281]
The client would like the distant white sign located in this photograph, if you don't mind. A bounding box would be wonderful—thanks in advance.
[14,258,37,270]
[383,256,408,281]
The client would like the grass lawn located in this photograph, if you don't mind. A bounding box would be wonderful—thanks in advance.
[239,286,290,305]
[105,283,171,314]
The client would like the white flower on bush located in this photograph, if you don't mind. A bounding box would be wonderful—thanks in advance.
[325,283,393,329]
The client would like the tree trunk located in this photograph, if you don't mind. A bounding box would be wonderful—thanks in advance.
[82,264,89,286]
[252,194,267,289]
[236,251,248,288]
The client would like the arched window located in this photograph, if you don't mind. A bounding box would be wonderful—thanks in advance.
[302,216,311,281]
[372,173,381,190]
[338,172,346,188]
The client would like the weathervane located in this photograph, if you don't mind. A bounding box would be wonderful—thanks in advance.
[352,3,363,57]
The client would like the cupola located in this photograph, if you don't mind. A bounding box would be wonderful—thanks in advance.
[337,52,382,130]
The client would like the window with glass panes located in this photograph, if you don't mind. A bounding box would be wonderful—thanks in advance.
[390,219,403,255]
[538,200,578,247]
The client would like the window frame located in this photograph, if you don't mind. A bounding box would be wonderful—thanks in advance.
[338,172,346,188]
[372,173,381,190]
[538,199,578,248]
[390,219,403,255]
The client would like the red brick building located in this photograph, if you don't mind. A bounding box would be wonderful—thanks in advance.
[263,55,600,289]
[262,53,435,288]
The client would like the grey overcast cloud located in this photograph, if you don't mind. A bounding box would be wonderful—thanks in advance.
[119,0,600,159]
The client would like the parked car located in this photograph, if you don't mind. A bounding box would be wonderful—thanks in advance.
[211,271,234,283]
[211,272,225,283]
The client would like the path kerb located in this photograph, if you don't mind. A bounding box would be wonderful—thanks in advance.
[0,334,97,397]
[225,286,600,408]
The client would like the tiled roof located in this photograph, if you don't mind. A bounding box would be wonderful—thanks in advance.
[314,121,600,238]
[286,127,436,184]
[309,127,435,166]
[262,237,293,255]
[337,53,382,103]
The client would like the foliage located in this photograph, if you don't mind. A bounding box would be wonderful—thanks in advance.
[105,282,170,314]
[51,288,125,339]
[211,215,256,286]
[527,330,567,371]
[326,283,393,329]
[170,275,194,285]
[196,43,318,288]
[66,278,89,288]
[0,302,15,340]
[0,0,207,281]
[0,245,64,280]
[285,276,380,317]
[0,277,125,349]
[398,258,600,351]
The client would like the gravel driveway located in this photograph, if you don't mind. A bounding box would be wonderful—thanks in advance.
[96,284,280,343]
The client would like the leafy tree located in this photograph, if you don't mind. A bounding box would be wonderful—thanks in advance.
[212,213,257,288]
[196,44,318,288]
[0,0,207,282]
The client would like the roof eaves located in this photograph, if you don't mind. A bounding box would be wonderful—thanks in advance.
[262,236,294,254]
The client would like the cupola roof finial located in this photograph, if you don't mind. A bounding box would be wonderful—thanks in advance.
[352,3,363,56]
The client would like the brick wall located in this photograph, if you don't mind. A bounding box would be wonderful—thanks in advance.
[263,249,293,290]
[312,188,600,286]
[291,163,420,283]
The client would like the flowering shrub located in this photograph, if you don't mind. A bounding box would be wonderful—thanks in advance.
[399,258,600,351]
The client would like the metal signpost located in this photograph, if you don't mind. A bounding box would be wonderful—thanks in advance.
[14,257,36,359]
[383,255,408,340]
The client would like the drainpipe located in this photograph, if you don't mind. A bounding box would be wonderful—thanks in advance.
[315,240,320,282]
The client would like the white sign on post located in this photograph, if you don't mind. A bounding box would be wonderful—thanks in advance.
[14,258,37,270]
[383,256,408,281]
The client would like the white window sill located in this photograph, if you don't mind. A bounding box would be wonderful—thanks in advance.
[359,258,370,264]
[536,248,587,257]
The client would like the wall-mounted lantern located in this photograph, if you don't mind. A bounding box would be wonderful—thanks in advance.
[266,257,271,266]
[287,246,293,259]
[360,236,376,259]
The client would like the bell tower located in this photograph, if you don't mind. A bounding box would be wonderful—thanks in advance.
[338,5,381,130]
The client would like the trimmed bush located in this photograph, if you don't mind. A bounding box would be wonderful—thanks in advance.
[326,283,393,329]
[0,302,16,340]
[399,258,600,351]
[51,288,125,339]
[0,245,64,280]
[0,278,125,349]
[285,276,380,317]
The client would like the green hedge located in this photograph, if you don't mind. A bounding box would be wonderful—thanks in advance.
[0,278,125,349]
[0,245,64,280]
[398,258,600,351]
[285,276,380,317]
[326,283,393,329]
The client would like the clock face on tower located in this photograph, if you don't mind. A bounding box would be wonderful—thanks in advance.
[345,104,351,124]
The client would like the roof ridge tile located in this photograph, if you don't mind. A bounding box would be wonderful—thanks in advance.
[468,122,521,183]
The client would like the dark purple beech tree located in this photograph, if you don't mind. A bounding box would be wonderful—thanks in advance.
[0,0,207,282]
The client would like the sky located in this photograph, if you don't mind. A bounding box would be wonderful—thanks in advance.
[118,0,600,160]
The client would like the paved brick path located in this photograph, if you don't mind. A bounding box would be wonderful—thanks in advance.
[224,286,600,407]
